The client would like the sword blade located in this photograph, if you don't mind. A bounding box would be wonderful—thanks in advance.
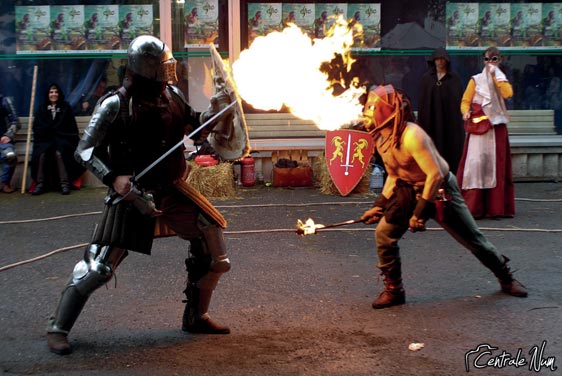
[134,101,237,182]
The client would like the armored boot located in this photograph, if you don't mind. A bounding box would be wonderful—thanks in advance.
[493,256,528,298]
[182,281,230,334]
[181,235,230,335]
[372,264,406,309]
[46,283,89,355]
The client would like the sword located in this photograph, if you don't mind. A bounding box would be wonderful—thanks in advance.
[340,133,353,176]
[134,100,237,182]
[109,101,236,205]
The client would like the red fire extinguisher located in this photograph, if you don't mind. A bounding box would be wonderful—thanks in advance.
[241,157,256,187]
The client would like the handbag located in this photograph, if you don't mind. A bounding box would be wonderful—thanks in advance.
[464,103,492,135]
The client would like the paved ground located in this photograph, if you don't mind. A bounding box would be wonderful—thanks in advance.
[1,181,561,375]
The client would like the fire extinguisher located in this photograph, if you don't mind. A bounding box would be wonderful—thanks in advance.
[241,156,256,187]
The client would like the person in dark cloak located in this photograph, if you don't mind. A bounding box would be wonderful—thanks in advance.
[417,47,465,173]
[30,83,85,195]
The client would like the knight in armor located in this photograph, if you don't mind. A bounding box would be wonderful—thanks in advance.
[359,84,527,310]
[46,35,233,355]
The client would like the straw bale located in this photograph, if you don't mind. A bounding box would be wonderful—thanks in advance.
[313,153,372,196]
[186,161,236,199]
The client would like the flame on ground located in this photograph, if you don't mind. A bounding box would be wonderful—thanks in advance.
[232,16,365,131]
[296,217,326,236]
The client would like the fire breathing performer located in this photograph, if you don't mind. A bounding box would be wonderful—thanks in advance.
[47,35,233,355]
[359,84,527,309]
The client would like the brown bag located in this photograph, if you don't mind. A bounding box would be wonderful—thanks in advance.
[464,103,492,135]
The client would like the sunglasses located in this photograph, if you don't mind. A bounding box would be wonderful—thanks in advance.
[484,56,499,62]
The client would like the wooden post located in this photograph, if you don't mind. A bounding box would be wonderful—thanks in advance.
[20,65,38,194]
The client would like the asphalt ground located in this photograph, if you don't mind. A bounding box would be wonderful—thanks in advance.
[1,181,562,375]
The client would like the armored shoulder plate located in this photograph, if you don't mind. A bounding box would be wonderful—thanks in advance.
[94,93,121,122]
[169,85,188,106]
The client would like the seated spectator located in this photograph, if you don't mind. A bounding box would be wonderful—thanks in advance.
[30,83,85,195]
[0,92,20,193]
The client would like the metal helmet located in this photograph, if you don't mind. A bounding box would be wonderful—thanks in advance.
[363,84,401,132]
[127,35,177,82]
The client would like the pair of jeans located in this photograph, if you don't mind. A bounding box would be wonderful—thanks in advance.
[0,143,16,185]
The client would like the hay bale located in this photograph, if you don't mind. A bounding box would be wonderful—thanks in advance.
[312,153,372,196]
[186,161,236,199]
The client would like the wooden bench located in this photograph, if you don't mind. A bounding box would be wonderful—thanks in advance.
[12,116,95,188]
[506,109,556,135]
[11,110,561,187]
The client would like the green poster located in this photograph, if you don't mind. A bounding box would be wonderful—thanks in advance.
[347,3,381,50]
[118,5,153,49]
[446,3,480,49]
[313,3,347,39]
[511,3,543,47]
[15,6,51,53]
[184,0,219,48]
[282,3,315,35]
[84,5,120,51]
[248,3,282,46]
[50,5,86,51]
[478,3,511,48]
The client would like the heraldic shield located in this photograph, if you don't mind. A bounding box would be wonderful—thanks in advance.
[325,130,374,196]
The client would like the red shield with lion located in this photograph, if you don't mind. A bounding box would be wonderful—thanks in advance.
[325,130,374,196]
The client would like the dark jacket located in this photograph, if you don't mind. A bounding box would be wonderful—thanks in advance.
[418,48,465,173]
[31,83,85,183]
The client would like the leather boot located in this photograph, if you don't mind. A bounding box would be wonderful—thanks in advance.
[47,332,71,355]
[2,184,15,193]
[61,184,71,195]
[372,264,406,309]
[182,282,230,334]
[47,284,89,355]
[32,183,45,195]
[494,256,528,298]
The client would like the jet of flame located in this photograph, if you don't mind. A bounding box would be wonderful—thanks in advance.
[232,17,365,131]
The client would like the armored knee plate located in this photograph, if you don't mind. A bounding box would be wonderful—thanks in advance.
[72,244,121,296]
[197,215,231,275]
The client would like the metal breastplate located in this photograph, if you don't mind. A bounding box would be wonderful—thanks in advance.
[125,88,187,189]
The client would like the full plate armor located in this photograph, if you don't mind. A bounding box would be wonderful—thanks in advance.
[47,36,232,355]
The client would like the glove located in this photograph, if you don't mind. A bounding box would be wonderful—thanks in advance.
[132,191,162,217]
[199,90,231,124]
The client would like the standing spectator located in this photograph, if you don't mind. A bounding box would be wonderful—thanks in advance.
[0,92,20,193]
[457,47,515,219]
[30,83,85,195]
[418,47,465,173]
